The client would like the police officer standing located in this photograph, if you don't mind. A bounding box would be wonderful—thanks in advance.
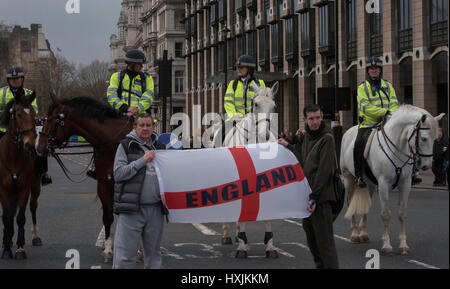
[0,66,52,185]
[354,57,399,187]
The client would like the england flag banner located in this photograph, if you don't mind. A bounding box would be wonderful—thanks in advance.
[153,143,312,223]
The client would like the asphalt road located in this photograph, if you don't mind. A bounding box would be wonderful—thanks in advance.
[0,145,448,269]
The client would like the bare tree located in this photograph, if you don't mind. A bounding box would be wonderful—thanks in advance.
[77,60,109,102]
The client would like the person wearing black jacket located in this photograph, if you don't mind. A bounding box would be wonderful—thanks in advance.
[432,128,448,186]
[278,104,339,269]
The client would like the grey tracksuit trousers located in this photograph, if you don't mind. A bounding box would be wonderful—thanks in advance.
[112,203,164,269]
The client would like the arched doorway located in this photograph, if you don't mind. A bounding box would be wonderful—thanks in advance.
[432,51,448,115]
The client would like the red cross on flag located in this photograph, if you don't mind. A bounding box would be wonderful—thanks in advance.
[154,143,312,223]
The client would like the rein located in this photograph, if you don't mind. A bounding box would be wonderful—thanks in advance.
[39,106,132,182]
[376,114,431,189]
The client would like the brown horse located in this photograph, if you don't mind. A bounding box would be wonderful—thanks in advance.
[0,92,42,260]
[36,94,132,262]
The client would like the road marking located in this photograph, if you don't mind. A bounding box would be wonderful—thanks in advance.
[407,260,440,269]
[161,247,185,260]
[284,219,351,243]
[192,223,221,236]
[282,242,310,251]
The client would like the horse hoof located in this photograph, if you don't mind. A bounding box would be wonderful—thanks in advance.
[265,250,279,259]
[14,250,27,260]
[102,251,113,263]
[32,237,42,246]
[136,251,144,263]
[222,237,233,245]
[235,250,248,259]
[1,249,13,259]
[359,235,370,243]
[381,247,393,255]
[399,247,410,256]
[350,236,361,243]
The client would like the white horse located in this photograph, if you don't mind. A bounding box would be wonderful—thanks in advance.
[340,105,445,255]
[212,81,279,258]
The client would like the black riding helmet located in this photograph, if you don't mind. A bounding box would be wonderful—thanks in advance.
[6,66,25,80]
[125,50,147,64]
[235,55,257,75]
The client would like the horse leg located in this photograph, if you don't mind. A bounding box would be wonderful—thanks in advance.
[358,214,369,243]
[397,180,411,255]
[343,175,359,243]
[264,221,278,259]
[30,178,42,246]
[98,181,114,263]
[15,207,27,260]
[221,223,232,245]
[235,222,248,258]
[378,183,393,254]
[1,206,14,259]
[350,215,360,243]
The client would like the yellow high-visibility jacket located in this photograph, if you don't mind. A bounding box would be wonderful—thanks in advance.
[224,78,265,122]
[106,71,154,114]
[0,86,38,133]
[357,79,399,128]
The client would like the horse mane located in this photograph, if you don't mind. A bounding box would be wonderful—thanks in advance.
[391,105,439,139]
[253,87,276,107]
[48,96,121,123]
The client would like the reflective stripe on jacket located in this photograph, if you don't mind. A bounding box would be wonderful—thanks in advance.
[357,79,399,128]
[107,71,154,113]
[224,79,265,121]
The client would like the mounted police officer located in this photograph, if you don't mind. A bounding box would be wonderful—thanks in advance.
[0,66,52,185]
[106,49,154,117]
[87,50,155,179]
[354,57,399,188]
[216,55,265,145]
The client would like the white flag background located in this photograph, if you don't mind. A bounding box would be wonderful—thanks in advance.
[153,143,312,223]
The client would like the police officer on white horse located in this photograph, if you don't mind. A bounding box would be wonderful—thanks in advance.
[216,55,266,146]
[353,57,399,188]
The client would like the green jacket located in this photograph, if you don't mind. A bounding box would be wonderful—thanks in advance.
[224,78,265,122]
[357,79,399,128]
[288,122,336,204]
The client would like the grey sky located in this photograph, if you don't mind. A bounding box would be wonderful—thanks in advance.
[0,0,122,65]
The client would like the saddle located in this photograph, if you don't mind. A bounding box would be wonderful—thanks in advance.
[361,128,379,186]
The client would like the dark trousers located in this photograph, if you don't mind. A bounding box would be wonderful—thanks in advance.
[303,202,339,269]
[353,127,371,178]
[432,160,445,184]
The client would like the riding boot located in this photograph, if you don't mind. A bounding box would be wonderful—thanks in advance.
[353,128,370,188]
[38,156,52,186]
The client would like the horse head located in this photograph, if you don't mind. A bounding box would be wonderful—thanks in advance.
[4,92,37,152]
[251,81,278,142]
[36,94,73,155]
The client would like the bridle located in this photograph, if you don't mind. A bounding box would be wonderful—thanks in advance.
[377,114,432,189]
[7,104,36,145]
[39,105,69,150]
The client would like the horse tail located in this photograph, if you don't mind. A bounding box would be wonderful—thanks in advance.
[344,185,372,219]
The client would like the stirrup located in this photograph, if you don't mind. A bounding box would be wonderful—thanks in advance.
[86,170,97,180]
[41,174,52,186]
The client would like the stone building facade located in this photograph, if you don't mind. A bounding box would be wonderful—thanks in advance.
[0,23,56,115]
[109,0,186,132]
[184,0,448,134]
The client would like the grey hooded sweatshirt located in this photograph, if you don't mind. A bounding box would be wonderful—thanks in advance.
[113,130,165,213]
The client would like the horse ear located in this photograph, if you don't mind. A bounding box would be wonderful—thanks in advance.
[271,81,279,96]
[253,81,260,93]
[434,113,445,122]
[421,114,427,123]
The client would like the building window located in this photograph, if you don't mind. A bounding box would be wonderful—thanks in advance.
[430,0,448,47]
[398,0,412,53]
[301,7,315,58]
[285,17,298,63]
[318,3,335,55]
[258,26,270,70]
[271,22,283,67]
[175,12,185,31]
[369,0,383,56]
[175,71,184,93]
[175,42,183,58]
[346,0,357,61]
[247,30,257,60]
[21,40,31,52]
[227,38,236,71]
[159,12,165,31]
[237,35,246,57]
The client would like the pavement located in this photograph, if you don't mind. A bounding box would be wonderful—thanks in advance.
[414,169,448,191]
